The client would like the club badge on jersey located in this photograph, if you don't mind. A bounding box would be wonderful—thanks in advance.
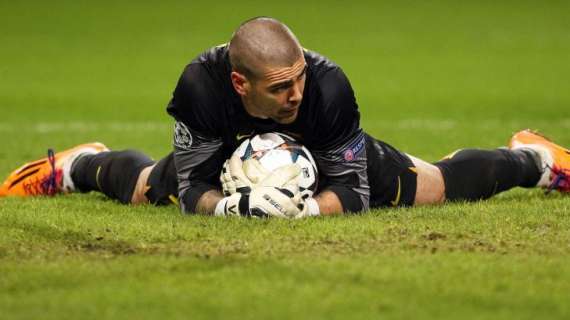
[174,122,193,150]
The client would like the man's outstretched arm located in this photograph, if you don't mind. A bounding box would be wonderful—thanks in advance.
[314,190,344,215]
[196,189,343,216]
[195,189,224,215]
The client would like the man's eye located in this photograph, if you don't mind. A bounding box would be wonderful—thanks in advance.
[271,87,287,93]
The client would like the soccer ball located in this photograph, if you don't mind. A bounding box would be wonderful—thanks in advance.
[234,132,318,198]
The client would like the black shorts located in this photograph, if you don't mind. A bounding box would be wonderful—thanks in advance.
[145,136,417,209]
[145,152,179,205]
[365,134,417,208]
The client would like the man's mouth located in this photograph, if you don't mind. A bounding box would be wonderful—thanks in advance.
[281,104,299,114]
[280,107,297,117]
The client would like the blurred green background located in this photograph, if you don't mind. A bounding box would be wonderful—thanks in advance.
[1,0,568,163]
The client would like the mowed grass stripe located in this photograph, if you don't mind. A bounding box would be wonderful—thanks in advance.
[1,254,570,320]
[1,192,569,260]
[0,117,570,132]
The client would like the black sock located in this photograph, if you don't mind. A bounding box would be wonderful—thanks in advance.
[71,150,155,204]
[434,148,541,201]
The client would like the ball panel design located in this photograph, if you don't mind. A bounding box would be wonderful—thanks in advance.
[235,132,318,197]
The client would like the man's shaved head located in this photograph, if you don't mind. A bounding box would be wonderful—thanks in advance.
[229,17,303,79]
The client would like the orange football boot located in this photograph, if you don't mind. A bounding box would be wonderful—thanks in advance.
[0,142,109,197]
[509,129,570,193]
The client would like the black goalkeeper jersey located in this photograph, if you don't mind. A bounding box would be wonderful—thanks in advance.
[166,44,370,213]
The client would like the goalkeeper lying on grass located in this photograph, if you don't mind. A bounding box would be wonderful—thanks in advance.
[1,17,569,218]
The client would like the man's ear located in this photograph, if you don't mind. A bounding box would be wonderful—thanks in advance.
[231,71,249,96]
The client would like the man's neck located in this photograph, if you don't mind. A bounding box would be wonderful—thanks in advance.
[241,97,268,119]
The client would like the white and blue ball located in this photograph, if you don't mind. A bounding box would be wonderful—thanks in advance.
[234,132,318,198]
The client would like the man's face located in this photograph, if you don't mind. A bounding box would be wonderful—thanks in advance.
[246,57,307,124]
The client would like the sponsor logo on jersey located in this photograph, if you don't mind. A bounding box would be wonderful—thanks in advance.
[174,122,193,150]
[236,131,254,141]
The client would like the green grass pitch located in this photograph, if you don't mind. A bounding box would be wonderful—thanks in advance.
[1,1,570,319]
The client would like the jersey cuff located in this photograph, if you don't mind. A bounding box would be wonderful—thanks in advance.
[325,185,363,213]
[180,183,218,213]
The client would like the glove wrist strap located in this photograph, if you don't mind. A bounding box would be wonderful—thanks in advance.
[238,194,250,216]
[214,197,229,216]
[214,193,251,217]
[305,197,320,216]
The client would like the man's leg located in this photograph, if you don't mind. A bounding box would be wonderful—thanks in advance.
[410,148,542,204]
[131,165,155,204]
[71,151,179,205]
[407,155,445,204]
[418,129,570,202]
[138,152,179,205]
[71,150,155,204]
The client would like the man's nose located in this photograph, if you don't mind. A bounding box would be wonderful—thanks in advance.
[288,83,302,102]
